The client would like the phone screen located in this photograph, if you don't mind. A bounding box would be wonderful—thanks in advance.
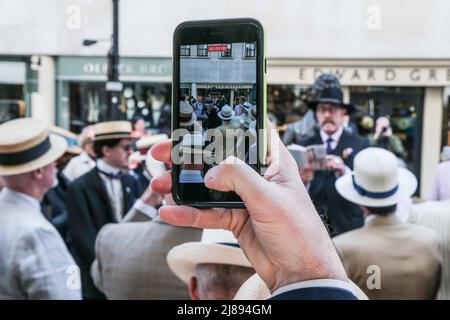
[173,20,263,205]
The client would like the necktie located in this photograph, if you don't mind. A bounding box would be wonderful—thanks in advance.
[326,137,333,154]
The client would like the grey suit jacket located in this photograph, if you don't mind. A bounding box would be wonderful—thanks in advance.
[409,200,450,300]
[0,188,81,300]
[334,214,442,300]
[91,209,202,299]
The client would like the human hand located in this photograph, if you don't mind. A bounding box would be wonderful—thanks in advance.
[149,128,347,293]
[325,155,346,176]
[299,165,315,183]
[140,185,164,208]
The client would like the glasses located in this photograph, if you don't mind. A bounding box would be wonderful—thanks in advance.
[316,105,339,114]
[118,144,133,152]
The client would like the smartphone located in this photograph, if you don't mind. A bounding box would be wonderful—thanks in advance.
[172,18,266,208]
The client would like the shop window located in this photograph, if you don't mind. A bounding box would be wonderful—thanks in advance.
[220,44,232,58]
[180,45,191,57]
[197,44,208,57]
[243,43,256,58]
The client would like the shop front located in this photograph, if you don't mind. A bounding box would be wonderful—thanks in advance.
[266,59,450,197]
[56,56,172,134]
[0,60,27,124]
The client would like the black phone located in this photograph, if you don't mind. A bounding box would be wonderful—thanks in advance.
[171,18,266,208]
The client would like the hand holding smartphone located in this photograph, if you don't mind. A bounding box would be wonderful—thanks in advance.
[172,18,266,208]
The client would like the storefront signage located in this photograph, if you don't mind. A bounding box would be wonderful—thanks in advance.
[57,56,172,81]
[267,64,450,86]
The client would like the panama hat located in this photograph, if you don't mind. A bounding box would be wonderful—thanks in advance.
[93,121,133,141]
[167,229,252,284]
[135,134,168,151]
[0,118,67,176]
[335,147,417,207]
[233,273,369,300]
[180,102,197,126]
[236,116,252,129]
[49,125,82,155]
[218,105,235,120]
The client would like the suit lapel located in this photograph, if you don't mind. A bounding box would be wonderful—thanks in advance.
[90,168,116,221]
[121,175,136,213]
[333,130,350,158]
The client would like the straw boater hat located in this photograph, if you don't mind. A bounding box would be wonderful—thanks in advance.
[180,102,197,127]
[0,118,67,176]
[130,133,169,177]
[49,125,82,155]
[335,147,417,207]
[167,229,252,284]
[218,105,235,121]
[93,121,133,141]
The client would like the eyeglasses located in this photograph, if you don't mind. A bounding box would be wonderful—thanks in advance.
[119,144,133,152]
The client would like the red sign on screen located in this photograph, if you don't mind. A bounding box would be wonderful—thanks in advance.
[208,44,228,52]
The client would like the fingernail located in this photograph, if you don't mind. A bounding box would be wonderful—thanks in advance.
[205,166,218,183]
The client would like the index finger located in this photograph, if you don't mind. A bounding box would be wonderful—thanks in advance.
[150,139,171,163]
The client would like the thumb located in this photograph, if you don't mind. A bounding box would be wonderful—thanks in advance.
[204,156,268,202]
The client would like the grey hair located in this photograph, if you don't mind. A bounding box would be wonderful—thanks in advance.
[195,263,254,296]
[78,125,95,148]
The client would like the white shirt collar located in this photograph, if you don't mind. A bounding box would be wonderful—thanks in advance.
[320,126,344,144]
[97,159,121,175]
[2,187,41,212]
[80,152,96,164]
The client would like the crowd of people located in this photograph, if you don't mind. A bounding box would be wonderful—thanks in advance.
[0,74,450,300]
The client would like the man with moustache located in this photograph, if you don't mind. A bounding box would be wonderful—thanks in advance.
[298,87,369,236]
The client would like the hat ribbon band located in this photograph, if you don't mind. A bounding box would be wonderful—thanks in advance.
[95,131,131,138]
[352,175,399,199]
[0,136,51,166]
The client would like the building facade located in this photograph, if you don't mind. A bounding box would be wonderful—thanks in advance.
[1,0,449,196]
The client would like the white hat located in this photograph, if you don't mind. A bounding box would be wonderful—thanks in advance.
[180,102,197,126]
[167,229,252,284]
[218,105,235,120]
[0,118,67,176]
[336,147,417,207]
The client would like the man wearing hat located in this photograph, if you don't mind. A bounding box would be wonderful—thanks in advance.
[214,105,244,164]
[63,125,96,182]
[0,118,81,299]
[180,102,203,133]
[42,125,84,246]
[167,229,255,300]
[66,121,162,299]
[333,148,442,299]
[298,86,369,235]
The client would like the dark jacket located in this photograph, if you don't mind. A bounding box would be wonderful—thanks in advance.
[66,167,139,299]
[270,287,358,300]
[41,171,71,247]
[298,128,369,236]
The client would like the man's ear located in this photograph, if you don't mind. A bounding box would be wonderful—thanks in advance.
[189,276,200,300]
[31,167,44,180]
[102,145,110,158]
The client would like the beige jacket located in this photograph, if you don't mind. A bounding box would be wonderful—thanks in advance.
[91,210,202,299]
[334,214,442,300]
